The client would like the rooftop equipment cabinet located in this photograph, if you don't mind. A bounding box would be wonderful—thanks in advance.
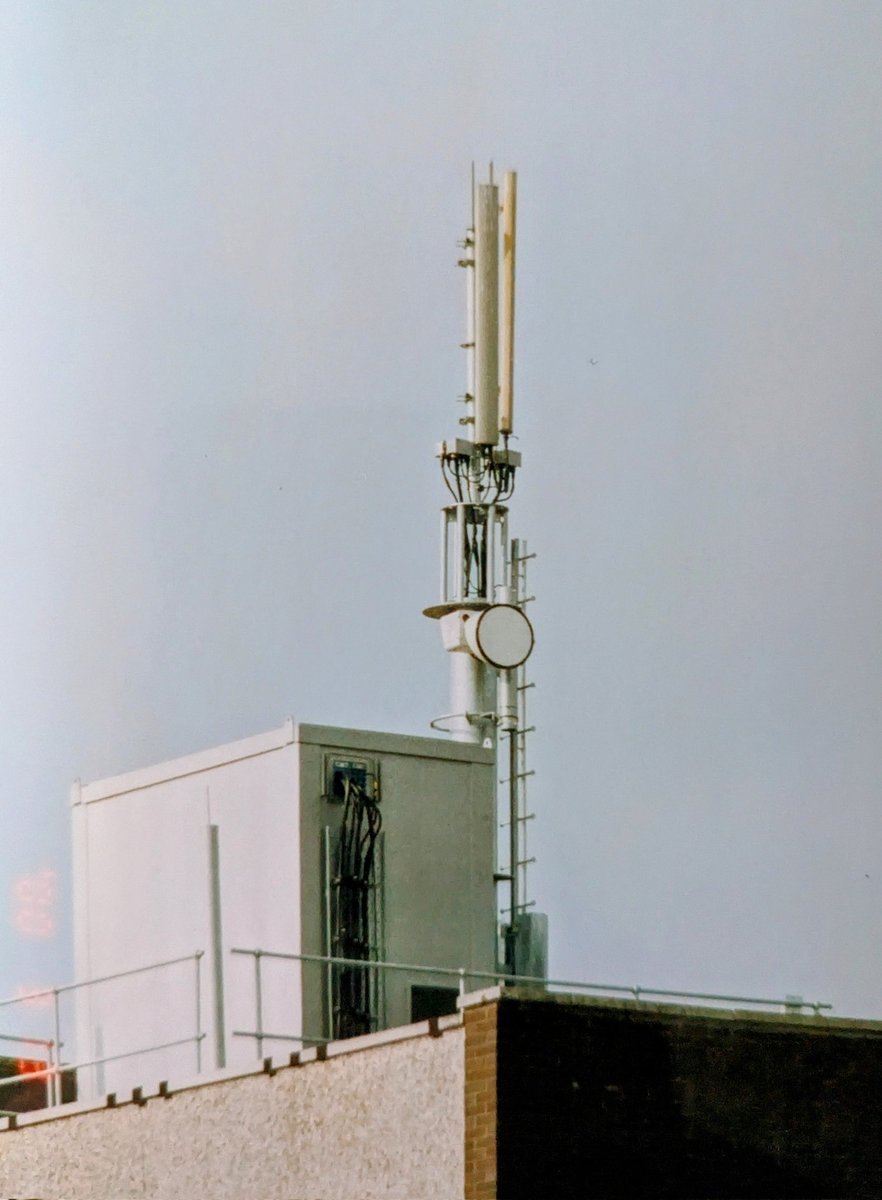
[71,720,495,1099]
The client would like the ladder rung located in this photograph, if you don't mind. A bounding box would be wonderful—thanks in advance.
[499,813,535,828]
[497,770,535,784]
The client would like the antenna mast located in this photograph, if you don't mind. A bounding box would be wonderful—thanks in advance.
[425,167,541,974]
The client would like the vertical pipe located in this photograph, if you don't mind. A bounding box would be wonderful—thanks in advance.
[208,825,226,1069]
[70,784,92,1104]
[46,1045,54,1110]
[482,660,498,750]
[375,833,386,1028]
[509,731,519,954]
[499,171,517,435]
[497,668,517,732]
[474,183,499,445]
[194,951,203,1074]
[322,826,333,1041]
[51,990,61,1107]
[94,1024,105,1099]
[254,952,264,1060]
[486,504,496,602]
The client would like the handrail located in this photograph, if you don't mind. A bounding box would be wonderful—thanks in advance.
[232,1029,326,1046]
[230,947,832,1014]
[0,943,831,1118]
[0,952,203,1011]
[0,1035,205,1093]
[0,951,205,1109]
[0,1033,54,1050]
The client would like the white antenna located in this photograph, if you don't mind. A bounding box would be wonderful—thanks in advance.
[499,171,517,436]
[473,182,500,446]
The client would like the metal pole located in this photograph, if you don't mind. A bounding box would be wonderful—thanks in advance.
[208,824,226,1069]
[323,827,333,1041]
[509,730,519,941]
[47,1039,56,1110]
[51,989,61,1108]
[254,951,264,1061]
[194,951,203,1074]
[94,1024,105,1098]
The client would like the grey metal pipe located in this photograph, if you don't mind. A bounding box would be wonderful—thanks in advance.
[194,950,203,1074]
[51,990,61,1108]
[254,951,264,1061]
[509,731,519,943]
[208,824,226,1069]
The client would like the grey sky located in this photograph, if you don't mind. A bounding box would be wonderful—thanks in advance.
[2,1,881,1016]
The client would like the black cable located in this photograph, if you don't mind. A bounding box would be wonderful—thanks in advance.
[332,776,382,1038]
[453,457,465,502]
[441,458,458,502]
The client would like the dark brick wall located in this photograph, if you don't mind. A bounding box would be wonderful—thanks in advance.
[464,1000,498,1199]
[495,995,882,1200]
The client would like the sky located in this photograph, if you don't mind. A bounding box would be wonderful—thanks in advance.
[1,1,881,1022]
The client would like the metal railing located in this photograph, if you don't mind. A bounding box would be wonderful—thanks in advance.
[0,1033,57,1112]
[0,944,831,1115]
[230,946,833,1055]
[0,951,205,1111]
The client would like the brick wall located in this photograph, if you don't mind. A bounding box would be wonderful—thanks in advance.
[463,996,498,1199]
[493,993,882,1200]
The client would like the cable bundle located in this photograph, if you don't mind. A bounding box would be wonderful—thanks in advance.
[332,775,382,1038]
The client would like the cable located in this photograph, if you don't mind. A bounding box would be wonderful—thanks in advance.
[331,775,382,1039]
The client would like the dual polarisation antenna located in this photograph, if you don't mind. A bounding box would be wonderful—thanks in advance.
[470,167,517,445]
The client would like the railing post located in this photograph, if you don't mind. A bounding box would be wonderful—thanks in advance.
[51,988,62,1107]
[47,1039,57,1110]
[458,967,466,997]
